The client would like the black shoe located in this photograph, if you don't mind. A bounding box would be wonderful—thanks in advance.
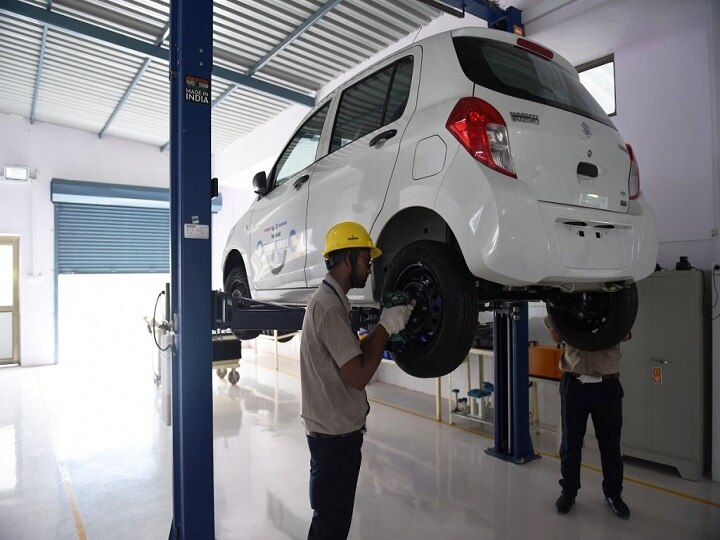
[555,493,575,514]
[605,496,630,519]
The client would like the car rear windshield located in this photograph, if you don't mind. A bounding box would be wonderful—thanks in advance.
[453,37,615,129]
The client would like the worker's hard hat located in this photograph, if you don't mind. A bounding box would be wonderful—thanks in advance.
[323,221,382,259]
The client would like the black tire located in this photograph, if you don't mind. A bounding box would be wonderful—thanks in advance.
[223,267,262,341]
[545,284,638,351]
[384,240,478,378]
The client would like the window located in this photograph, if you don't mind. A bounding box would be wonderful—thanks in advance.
[577,56,615,116]
[274,102,331,186]
[330,56,413,152]
[453,37,614,128]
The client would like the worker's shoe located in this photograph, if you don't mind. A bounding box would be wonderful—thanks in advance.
[605,496,630,519]
[555,493,575,514]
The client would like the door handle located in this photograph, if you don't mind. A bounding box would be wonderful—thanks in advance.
[293,174,310,190]
[369,129,397,147]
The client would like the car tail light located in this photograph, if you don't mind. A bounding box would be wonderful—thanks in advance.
[626,143,640,199]
[446,97,516,178]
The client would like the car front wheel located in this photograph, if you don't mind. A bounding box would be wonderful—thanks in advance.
[384,240,478,378]
[223,267,262,341]
[545,284,638,351]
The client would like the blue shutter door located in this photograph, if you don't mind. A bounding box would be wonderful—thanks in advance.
[56,202,169,274]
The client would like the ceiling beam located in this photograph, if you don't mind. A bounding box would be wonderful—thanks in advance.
[30,25,48,124]
[246,0,345,77]
[213,65,313,106]
[99,58,152,138]
[0,0,167,59]
[0,0,314,106]
[211,0,343,111]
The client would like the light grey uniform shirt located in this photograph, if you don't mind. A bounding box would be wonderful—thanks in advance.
[559,344,622,376]
[545,316,622,375]
[300,274,368,435]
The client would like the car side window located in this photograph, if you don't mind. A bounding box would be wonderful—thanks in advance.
[330,56,413,153]
[273,102,330,187]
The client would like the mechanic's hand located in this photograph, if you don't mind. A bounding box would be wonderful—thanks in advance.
[378,303,414,335]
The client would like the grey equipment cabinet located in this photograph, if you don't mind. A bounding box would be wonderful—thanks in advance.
[620,270,707,480]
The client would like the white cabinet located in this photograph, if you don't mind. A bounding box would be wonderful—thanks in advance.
[620,270,707,480]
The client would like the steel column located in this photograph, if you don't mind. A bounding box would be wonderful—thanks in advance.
[168,0,214,538]
[486,302,540,464]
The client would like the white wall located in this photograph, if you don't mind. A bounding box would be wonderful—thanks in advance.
[0,113,169,366]
[612,9,719,270]
[708,0,720,484]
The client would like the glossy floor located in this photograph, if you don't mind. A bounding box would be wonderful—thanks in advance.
[1,349,718,539]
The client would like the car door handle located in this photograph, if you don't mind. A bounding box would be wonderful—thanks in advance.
[293,174,310,190]
[369,129,397,147]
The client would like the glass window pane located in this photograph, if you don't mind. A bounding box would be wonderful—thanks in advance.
[579,61,615,115]
[453,37,614,128]
[274,102,331,186]
[0,312,12,359]
[331,63,395,152]
[0,245,13,306]
[384,57,413,124]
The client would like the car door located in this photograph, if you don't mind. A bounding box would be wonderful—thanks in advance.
[304,50,420,287]
[248,102,331,290]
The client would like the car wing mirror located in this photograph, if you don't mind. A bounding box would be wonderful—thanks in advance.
[252,171,269,197]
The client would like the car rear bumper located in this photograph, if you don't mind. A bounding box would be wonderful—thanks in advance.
[435,158,658,287]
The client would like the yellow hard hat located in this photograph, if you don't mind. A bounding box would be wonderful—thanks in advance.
[323,221,382,259]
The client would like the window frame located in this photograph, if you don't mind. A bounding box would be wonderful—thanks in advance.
[329,55,414,154]
[269,100,332,189]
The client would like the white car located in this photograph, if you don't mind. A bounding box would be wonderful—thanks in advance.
[222,27,657,378]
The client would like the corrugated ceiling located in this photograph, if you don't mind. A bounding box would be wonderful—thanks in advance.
[0,0,441,154]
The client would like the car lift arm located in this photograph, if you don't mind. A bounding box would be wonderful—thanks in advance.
[419,0,524,35]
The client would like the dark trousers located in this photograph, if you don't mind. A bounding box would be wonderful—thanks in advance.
[307,431,363,540]
[559,373,624,499]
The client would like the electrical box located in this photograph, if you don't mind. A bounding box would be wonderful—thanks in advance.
[620,270,707,481]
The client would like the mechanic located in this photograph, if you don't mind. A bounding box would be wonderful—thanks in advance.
[546,314,631,519]
[300,221,414,539]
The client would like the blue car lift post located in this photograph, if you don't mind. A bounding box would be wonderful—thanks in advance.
[486,302,540,464]
[168,3,306,537]
[168,0,214,537]
[431,0,536,465]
